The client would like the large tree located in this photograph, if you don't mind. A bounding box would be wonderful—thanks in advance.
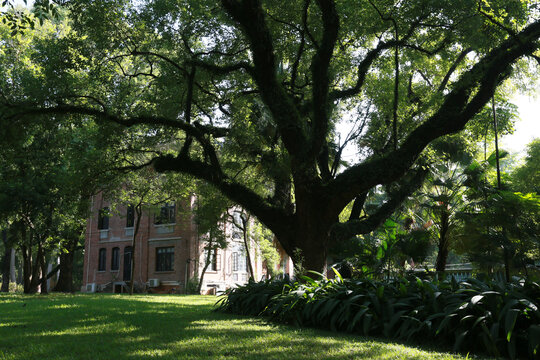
[2,0,540,272]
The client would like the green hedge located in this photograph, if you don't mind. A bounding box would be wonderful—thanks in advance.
[216,274,540,359]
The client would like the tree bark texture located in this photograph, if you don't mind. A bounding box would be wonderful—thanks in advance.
[54,252,74,292]
[21,243,32,293]
[40,257,48,294]
[435,210,450,273]
[129,206,142,295]
[1,230,10,292]
[10,248,16,283]
[243,228,255,279]
[196,237,215,294]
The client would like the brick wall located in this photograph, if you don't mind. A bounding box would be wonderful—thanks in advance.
[82,193,274,293]
[82,193,197,293]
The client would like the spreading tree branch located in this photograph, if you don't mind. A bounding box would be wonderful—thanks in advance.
[438,47,473,92]
[153,153,289,235]
[290,0,310,91]
[3,103,229,138]
[310,0,340,158]
[328,19,540,211]
[332,167,427,240]
[221,0,309,159]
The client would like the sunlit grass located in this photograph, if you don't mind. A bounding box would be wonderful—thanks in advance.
[0,293,485,359]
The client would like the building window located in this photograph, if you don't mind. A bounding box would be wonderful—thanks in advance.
[98,248,107,271]
[126,205,134,228]
[232,252,238,272]
[111,247,119,271]
[237,252,246,272]
[281,256,288,273]
[154,202,175,225]
[207,248,220,271]
[97,207,110,230]
[124,246,133,281]
[156,247,174,272]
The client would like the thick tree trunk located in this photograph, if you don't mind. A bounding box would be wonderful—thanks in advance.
[55,232,84,293]
[296,240,328,277]
[294,189,336,276]
[54,252,74,292]
[1,230,10,292]
[287,218,331,276]
[274,191,335,276]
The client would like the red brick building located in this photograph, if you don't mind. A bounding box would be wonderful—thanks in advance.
[82,193,290,294]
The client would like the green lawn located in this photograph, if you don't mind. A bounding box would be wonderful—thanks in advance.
[0,294,482,360]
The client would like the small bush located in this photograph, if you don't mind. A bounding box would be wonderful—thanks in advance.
[216,274,540,359]
[9,282,23,293]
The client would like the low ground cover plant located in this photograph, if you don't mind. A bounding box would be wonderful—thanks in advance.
[216,274,540,359]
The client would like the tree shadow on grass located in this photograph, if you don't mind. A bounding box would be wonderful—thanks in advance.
[0,294,468,360]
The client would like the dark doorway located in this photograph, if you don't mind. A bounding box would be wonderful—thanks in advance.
[123,246,133,281]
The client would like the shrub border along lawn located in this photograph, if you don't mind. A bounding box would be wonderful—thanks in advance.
[216,274,540,359]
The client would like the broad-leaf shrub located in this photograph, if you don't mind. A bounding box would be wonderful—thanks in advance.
[216,275,540,359]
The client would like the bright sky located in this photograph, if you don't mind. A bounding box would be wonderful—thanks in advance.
[338,89,540,164]
[502,90,540,155]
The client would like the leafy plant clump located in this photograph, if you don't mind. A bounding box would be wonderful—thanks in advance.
[216,275,540,359]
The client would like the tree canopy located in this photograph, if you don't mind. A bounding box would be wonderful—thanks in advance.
[1,0,540,272]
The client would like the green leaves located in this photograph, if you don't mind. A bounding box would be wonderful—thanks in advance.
[504,308,519,342]
[218,276,540,359]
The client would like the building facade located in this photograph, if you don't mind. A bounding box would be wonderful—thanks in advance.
[82,193,278,294]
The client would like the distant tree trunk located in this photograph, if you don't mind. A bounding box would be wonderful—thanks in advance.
[492,97,510,282]
[241,215,255,279]
[1,230,10,292]
[502,236,511,282]
[197,235,215,294]
[54,252,74,292]
[23,238,43,294]
[21,245,30,292]
[230,211,255,279]
[10,248,16,283]
[40,253,48,294]
[21,230,33,293]
[435,210,450,273]
[40,205,55,294]
[55,231,84,292]
[129,204,142,295]
[21,226,41,294]
[29,242,44,294]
